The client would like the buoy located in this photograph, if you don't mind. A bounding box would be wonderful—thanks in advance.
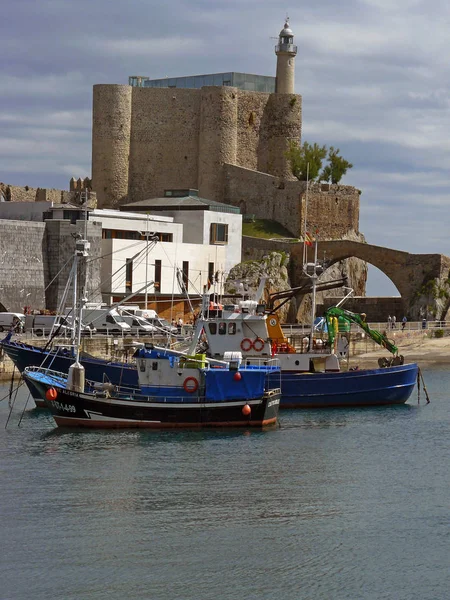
[183,377,199,393]
[252,338,265,352]
[45,387,58,401]
[233,372,242,381]
[242,404,251,416]
[240,338,253,352]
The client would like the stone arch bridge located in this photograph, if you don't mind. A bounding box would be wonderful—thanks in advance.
[243,237,450,320]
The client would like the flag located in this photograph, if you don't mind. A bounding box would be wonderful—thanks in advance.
[304,231,314,247]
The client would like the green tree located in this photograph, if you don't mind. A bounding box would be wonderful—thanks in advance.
[285,140,327,181]
[320,146,353,184]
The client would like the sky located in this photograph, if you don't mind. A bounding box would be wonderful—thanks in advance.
[2,0,449,295]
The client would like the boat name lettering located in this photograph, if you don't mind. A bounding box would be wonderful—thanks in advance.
[267,399,280,408]
[50,401,76,413]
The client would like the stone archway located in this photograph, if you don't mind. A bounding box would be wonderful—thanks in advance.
[290,240,450,320]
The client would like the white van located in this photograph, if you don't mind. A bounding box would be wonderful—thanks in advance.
[25,314,72,337]
[0,312,26,332]
[80,307,131,334]
[119,314,157,335]
[118,307,177,335]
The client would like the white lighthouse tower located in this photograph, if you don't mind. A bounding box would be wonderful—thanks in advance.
[275,18,297,94]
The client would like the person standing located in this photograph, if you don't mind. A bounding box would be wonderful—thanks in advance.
[387,315,392,329]
[402,316,407,330]
[392,315,396,329]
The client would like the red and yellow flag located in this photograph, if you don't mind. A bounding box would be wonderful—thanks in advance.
[304,232,314,247]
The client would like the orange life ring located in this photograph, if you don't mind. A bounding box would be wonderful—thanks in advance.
[183,377,199,393]
[45,387,58,401]
[240,338,253,352]
[252,337,265,352]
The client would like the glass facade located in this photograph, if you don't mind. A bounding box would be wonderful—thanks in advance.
[129,72,275,93]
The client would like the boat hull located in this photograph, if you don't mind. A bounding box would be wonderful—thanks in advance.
[3,339,418,410]
[25,376,280,429]
[1,340,136,407]
[275,363,418,408]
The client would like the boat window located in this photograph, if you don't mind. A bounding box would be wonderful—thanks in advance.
[152,362,158,371]
[218,322,226,335]
[208,323,217,335]
[228,323,236,334]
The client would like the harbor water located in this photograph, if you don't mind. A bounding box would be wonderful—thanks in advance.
[1,365,449,600]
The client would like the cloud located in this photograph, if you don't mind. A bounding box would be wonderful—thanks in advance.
[2,0,450,295]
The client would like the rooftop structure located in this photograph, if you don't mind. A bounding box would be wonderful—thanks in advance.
[129,72,276,93]
[122,189,240,214]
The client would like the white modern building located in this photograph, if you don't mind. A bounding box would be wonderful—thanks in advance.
[0,190,242,319]
[91,200,242,305]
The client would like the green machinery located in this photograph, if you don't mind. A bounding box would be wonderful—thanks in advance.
[324,306,399,357]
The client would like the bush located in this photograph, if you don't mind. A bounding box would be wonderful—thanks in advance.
[435,329,444,338]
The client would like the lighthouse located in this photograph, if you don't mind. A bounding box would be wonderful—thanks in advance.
[275,18,297,94]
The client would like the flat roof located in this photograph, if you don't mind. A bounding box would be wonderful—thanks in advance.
[122,194,240,214]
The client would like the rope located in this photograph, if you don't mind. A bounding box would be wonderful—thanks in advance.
[5,375,24,429]
[417,367,430,405]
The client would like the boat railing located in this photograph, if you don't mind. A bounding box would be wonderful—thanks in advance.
[24,366,68,382]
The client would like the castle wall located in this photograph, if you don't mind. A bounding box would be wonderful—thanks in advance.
[235,91,271,170]
[257,93,302,178]
[0,220,47,312]
[91,85,303,207]
[304,183,360,238]
[92,85,132,208]
[0,183,74,204]
[223,164,360,238]
[45,220,102,311]
[198,86,238,202]
[128,87,201,203]
[223,164,304,235]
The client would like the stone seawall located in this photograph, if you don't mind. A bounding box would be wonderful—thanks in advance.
[0,220,47,312]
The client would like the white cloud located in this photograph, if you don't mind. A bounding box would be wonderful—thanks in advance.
[2,0,450,294]
[87,36,205,58]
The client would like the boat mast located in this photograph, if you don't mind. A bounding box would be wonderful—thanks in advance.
[67,190,90,392]
[309,239,319,350]
[145,212,149,311]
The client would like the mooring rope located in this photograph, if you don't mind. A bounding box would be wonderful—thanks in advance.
[5,375,24,429]
[417,367,430,404]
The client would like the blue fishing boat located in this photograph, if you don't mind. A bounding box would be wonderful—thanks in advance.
[23,346,281,429]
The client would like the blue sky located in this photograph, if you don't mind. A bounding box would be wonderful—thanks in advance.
[2,0,449,294]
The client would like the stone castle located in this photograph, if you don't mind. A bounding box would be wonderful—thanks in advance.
[91,20,361,242]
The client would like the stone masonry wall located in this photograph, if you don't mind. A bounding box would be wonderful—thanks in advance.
[45,220,102,311]
[92,85,133,209]
[0,220,47,312]
[129,87,202,203]
[223,164,360,238]
[92,84,302,207]
[0,182,75,204]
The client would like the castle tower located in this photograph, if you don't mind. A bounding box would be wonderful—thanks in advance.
[275,18,297,94]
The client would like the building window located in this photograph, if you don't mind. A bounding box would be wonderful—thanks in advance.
[208,262,214,288]
[210,223,228,245]
[125,259,133,292]
[154,259,161,291]
[182,261,189,291]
